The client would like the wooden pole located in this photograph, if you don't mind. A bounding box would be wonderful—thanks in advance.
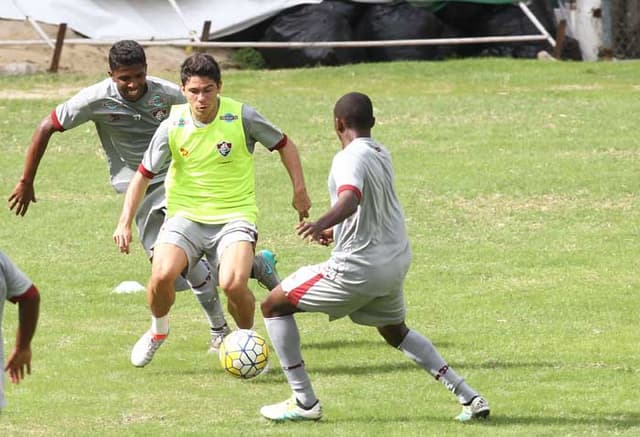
[48,23,67,73]
[552,19,568,59]
[200,21,211,41]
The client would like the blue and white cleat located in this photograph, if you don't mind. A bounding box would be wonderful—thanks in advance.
[253,249,280,291]
[260,396,323,422]
[456,396,490,422]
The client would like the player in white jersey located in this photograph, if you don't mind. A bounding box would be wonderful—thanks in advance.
[7,40,279,357]
[259,92,490,422]
[0,250,40,410]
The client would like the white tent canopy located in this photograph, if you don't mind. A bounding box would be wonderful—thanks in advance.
[3,0,396,41]
[5,0,325,40]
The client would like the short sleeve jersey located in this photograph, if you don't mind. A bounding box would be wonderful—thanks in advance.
[0,251,34,409]
[141,102,285,174]
[328,137,410,268]
[140,100,286,223]
[53,76,186,192]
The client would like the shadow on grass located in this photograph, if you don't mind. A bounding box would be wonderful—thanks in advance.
[342,412,640,430]
[306,339,454,350]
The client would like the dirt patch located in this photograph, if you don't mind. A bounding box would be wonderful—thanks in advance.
[0,19,233,76]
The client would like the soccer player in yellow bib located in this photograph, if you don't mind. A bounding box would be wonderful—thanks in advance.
[113,53,311,367]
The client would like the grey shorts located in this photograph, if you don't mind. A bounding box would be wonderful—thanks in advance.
[135,182,167,259]
[280,257,409,327]
[155,215,258,276]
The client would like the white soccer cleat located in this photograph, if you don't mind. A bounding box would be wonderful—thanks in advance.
[260,396,323,422]
[131,330,167,367]
[456,395,490,422]
[208,324,232,354]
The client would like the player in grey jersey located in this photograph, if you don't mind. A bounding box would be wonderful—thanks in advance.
[0,250,40,410]
[7,40,280,359]
[259,92,490,422]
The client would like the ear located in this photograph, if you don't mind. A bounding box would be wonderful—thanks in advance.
[335,117,345,133]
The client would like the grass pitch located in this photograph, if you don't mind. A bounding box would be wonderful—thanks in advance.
[1,58,639,436]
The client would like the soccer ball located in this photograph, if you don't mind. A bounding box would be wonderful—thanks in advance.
[219,329,270,379]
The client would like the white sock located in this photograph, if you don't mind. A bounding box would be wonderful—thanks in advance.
[151,315,169,336]
[399,329,477,404]
[264,315,317,407]
[187,259,227,329]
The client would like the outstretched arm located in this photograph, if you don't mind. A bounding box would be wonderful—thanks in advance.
[8,115,58,216]
[5,286,40,384]
[297,190,359,244]
[277,137,311,221]
[113,170,151,254]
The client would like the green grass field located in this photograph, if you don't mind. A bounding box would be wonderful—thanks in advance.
[0,58,639,436]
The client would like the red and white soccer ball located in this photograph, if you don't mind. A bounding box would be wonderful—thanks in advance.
[219,329,270,379]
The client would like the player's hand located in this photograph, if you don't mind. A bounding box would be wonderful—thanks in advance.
[5,346,32,384]
[292,189,311,222]
[318,229,334,246]
[113,224,132,254]
[296,220,324,244]
[8,180,37,216]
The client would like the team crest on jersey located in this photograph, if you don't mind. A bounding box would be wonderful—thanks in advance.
[148,95,167,107]
[216,141,232,157]
[152,108,169,121]
[219,113,238,123]
[174,117,186,127]
[179,147,189,157]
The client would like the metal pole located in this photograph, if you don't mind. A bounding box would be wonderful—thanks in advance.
[167,0,197,41]
[519,1,557,47]
[0,35,551,48]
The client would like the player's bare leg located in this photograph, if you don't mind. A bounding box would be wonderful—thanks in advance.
[218,241,255,329]
[131,243,187,367]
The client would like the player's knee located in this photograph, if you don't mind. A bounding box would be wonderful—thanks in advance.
[150,265,179,288]
[261,287,294,318]
[260,299,274,318]
[378,323,409,348]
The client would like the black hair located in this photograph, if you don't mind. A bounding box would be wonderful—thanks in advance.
[108,40,146,71]
[180,53,222,85]
[334,92,375,130]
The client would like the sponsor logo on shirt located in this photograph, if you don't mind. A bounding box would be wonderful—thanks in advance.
[216,141,232,157]
[179,147,189,157]
[148,95,167,107]
[152,108,169,121]
[219,113,238,123]
[104,100,119,110]
[132,114,142,121]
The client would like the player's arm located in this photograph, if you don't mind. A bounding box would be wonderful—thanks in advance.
[113,122,170,254]
[276,137,312,221]
[8,115,59,216]
[243,105,311,221]
[113,170,151,254]
[297,189,359,244]
[5,285,40,384]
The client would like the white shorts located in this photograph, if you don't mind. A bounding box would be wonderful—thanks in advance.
[155,215,257,276]
[281,258,408,327]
